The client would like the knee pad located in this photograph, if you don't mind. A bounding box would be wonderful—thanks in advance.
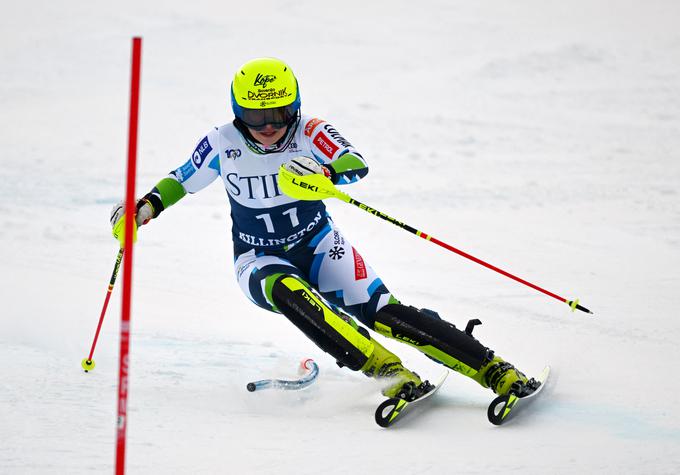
[269,274,373,371]
[373,304,493,376]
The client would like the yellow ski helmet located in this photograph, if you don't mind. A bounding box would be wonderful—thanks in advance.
[231,57,301,130]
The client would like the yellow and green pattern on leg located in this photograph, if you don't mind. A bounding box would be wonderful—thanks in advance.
[275,276,374,359]
[373,321,479,378]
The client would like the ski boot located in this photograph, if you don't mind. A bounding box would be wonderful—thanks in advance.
[474,356,537,397]
[361,338,431,401]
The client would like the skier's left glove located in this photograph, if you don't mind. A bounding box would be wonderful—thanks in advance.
[110,199,154,247]
[282,157,332,179]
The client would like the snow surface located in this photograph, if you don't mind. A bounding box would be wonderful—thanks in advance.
[2,0,680,473]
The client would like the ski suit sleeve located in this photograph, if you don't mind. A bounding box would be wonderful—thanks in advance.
[140,130,221,219]
[302,117,368,185]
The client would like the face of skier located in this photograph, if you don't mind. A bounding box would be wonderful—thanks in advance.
[248,124,288,147]
[236,102,297,147]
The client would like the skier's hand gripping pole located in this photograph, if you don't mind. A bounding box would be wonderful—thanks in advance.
[110,199,154,248]
[278,165,593,315]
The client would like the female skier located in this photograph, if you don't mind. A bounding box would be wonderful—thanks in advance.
[111,57,532,401]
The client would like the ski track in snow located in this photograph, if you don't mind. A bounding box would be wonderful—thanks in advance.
[2,0,680,473]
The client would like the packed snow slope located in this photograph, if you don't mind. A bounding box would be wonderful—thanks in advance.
[2,1,679,473]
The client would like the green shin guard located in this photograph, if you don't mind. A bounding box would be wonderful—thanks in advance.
[373,304,494,377]
[268,274,374,371]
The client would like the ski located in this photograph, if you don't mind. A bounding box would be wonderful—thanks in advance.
[374,371,449,428]
[487,365,551,426]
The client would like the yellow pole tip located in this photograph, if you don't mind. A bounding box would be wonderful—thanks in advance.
[569,299,579,311]
[81,358,96,371]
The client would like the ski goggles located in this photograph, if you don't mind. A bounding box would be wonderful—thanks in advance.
[237,104,299,131]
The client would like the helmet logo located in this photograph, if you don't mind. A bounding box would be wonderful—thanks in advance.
[232,59,299,111]
[254,73,276,88]
[246,87,291,101]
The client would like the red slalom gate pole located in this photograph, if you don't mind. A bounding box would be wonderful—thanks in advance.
[116,36,142,475]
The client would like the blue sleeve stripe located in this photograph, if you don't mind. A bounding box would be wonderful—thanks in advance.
[367,278,384,297]
[208,155,220,173]
[309,252,325,285]
[311,150,325,163]
[176,160,196,182]
[336,173,364,185]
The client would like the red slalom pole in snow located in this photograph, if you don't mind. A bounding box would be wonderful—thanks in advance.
[116,36,142,475]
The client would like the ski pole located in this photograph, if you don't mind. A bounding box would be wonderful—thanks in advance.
[81,247,124,372]
[278,166,593,315]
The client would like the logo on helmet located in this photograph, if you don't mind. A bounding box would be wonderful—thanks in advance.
[247,88,290,101]
[254,73,276,89]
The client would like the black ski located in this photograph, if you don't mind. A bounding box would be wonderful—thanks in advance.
[374,371,449,428]
[487,365,551,426]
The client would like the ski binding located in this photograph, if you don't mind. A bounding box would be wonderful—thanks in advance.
[487,365,551,426]
[375,371,449,428]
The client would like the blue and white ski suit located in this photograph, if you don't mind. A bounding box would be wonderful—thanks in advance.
[165,115,394,326]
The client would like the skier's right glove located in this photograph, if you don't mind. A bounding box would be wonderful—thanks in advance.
[110,199,154,247]
[282,156,332,179]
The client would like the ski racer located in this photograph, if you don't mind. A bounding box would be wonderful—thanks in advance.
[111,57,533,401]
